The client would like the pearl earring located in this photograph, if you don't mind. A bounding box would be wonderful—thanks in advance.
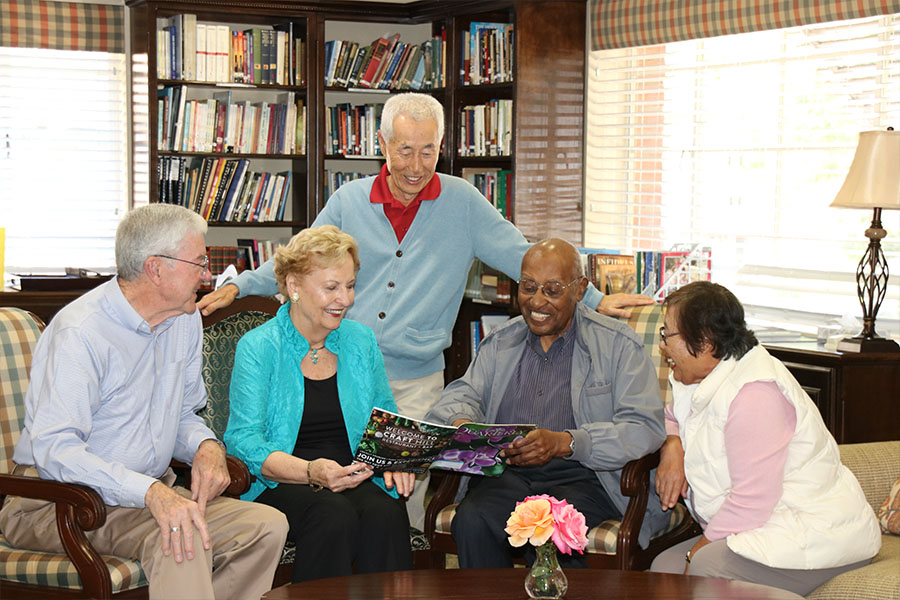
[290,293,299,303]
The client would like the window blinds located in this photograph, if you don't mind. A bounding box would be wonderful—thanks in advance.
[0,46,128,279]
[584,14,900,332]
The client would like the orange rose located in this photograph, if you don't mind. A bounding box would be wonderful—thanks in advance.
[505,498,555,547]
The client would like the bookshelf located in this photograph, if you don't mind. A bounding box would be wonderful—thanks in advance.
[128,1,587,376]
[129,1,587,239]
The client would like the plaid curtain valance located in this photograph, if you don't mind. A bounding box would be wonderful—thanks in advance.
[0,0,124,53]
[591,0,900,50]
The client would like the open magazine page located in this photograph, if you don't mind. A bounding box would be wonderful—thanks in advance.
[354,408,456,474]
[431,422,535,476]
[353,408,534,476]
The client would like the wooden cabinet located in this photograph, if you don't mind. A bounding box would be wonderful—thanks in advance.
[765,343,900,443]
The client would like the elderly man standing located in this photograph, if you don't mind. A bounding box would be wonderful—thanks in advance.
[198,92,650,530]
[0,204,288,599]
[425,239,668,568]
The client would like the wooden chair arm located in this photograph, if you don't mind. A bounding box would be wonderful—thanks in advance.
[169,454,252,498]
[619,449,660,497]
[0,473,112,598]
[613,449,661,569]
[424,471,463,539]
[0,473,106,529]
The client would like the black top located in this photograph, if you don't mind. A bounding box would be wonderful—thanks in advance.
[292,374,354,465]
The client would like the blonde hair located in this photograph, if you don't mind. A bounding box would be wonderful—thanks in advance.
[273,225,360,297]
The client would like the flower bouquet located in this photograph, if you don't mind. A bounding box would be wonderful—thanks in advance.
[505,495,589,599]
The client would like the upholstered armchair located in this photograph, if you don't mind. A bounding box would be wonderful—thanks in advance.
[0,304,261,598]
[422,303,700,570]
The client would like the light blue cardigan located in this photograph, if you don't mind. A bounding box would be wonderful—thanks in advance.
[224,303,399,501]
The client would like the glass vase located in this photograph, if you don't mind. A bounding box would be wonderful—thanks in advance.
[524,541,568,599]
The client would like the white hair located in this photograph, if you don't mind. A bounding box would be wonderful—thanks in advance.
[115,204,207,281]
[380,92,444,143]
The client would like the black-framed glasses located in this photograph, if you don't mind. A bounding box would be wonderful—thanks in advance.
[518,277,581,299]
[659,326,681,344]
[154,254,209,273]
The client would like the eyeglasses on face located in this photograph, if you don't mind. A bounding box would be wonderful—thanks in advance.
[154,254,210,273]
[518,277,581,299]
[659,326,681,344]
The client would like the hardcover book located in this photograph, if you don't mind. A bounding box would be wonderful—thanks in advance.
[353,408,534,476]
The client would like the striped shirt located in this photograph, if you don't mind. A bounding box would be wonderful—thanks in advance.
[495,323,577,430]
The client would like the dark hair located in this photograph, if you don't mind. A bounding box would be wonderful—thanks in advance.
[663,281,758,360]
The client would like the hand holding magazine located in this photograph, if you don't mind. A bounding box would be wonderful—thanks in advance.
[354,408,534,477]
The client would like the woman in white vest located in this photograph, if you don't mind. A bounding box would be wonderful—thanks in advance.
[649,282,880,596]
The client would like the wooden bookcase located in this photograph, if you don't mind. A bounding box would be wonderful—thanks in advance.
[127,0,587,247]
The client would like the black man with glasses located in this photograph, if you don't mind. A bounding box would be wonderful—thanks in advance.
[3,204,288,600]
[426,238,668,569]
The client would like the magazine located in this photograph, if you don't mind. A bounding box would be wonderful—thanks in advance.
[353,408,534,476]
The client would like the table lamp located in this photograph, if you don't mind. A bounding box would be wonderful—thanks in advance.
[829,128,900,353]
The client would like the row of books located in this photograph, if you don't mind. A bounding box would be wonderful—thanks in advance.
[462,168,511,219]
[458,99,514,157]
[157,14,305,86]
[464,259,513,305]
[638,247,713,299]
[581,251,635,296]
[460,22,514,86]
[324,32,446,90]
[580,247,713,298]
[159,87,306,155]
[201,240,284,290]
[324,170,373,199]
[470,314,511,358]
[324,103,383,157]
[158,156,292,223]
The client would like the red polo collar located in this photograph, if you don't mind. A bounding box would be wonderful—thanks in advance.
[370,164,441,243]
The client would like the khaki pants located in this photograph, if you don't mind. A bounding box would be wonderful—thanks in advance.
[1,466,288,600]
[389,371,445,532]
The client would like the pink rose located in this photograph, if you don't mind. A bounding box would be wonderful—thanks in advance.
[549,502,589,555]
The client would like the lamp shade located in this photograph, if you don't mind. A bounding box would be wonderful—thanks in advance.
[830,130,900,210]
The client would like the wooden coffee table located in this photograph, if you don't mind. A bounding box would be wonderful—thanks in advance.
[262,568,804,599]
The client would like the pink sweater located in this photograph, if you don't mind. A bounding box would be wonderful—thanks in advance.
[665,380,797,541]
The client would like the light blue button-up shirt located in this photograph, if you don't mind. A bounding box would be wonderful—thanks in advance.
[13,278,215,508]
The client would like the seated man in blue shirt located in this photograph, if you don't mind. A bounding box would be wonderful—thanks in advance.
[426,238,668,568]
[0,204,288,600]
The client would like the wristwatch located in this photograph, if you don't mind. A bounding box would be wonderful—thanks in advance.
[567,432,576,457]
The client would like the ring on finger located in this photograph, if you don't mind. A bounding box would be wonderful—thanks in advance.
[171,526,180,533]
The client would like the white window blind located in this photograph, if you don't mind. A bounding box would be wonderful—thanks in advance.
[0,47,128,282]
[585,14,900,336]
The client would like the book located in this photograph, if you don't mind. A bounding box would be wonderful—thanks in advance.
[358,36,391,88]
[353,408,534,476]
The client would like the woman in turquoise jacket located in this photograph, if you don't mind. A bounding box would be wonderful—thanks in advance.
[224,225,414,583]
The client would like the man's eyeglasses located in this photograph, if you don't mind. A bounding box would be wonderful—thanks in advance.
[154,254,209,273]
[518,277,581,299]
[659,326,681,344]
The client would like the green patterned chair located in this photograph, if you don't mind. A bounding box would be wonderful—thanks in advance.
[200,295,282,439]
[200,295,291,582]
[423,303,700,570]
[0,307,149,599]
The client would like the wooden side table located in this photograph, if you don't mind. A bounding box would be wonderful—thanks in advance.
[764,342,900,443]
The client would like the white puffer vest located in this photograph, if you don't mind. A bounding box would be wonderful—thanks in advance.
[670,345,881,569]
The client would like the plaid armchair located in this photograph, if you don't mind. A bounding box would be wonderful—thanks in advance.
[423,303,699,570]
[0,307,148,598]
[0,302,268,598]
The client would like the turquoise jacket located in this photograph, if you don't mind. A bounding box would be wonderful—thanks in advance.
[224,303,399,501]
